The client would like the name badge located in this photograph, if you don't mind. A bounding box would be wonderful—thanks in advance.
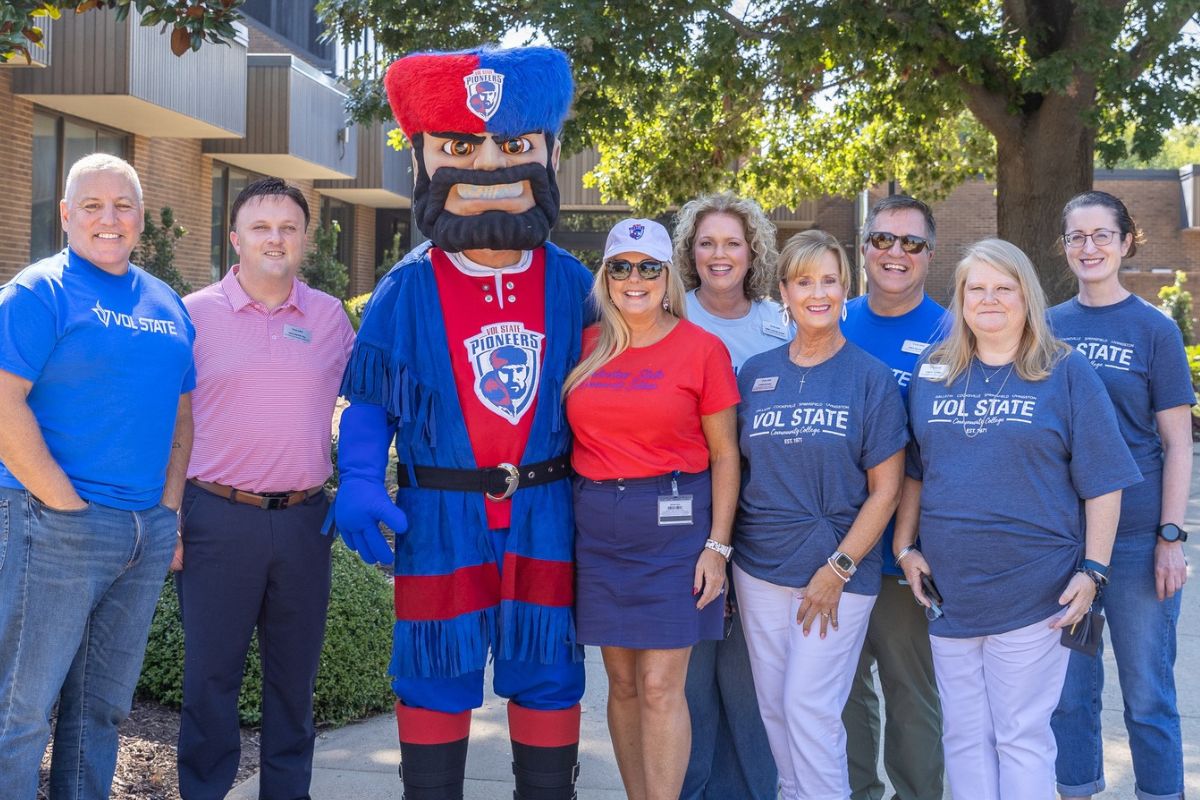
[762,320,790,340]
[902,339,929,355]
[752,376,779,392]
[283,324,312,344]
[658,494,694,526]
[918,363,948,380]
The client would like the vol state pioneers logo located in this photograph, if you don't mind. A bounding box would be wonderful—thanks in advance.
[463,68,504,122]
[465,322,543,424]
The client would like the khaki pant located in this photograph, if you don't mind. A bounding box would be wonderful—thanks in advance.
[843,574,945,800]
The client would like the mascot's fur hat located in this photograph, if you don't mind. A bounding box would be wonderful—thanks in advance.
[385,46,573,140]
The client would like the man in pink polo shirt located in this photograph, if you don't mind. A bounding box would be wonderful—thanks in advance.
[174,177,355,800]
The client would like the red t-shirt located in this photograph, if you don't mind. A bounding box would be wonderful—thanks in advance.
[432,248,546,529]
[566,319,740,480]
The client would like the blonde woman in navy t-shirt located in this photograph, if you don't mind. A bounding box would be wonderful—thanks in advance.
[896,239,1141,800]
[1048,192,1193,800]
[565,219,740,800]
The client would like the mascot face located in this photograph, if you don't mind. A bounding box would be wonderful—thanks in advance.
[385,47,573,254]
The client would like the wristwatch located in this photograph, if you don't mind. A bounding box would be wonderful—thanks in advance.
[704,538,733,561]
[831,551,857,576]
[1157,523,1189,543]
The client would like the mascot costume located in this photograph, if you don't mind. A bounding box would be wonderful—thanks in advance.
[333,46,592,800]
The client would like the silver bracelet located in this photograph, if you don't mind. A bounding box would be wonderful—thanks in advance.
[825,556,851,583]
[896,545,919,563]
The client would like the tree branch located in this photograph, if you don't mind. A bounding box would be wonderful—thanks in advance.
[701,1,777,41]
[1125,3,1200,82]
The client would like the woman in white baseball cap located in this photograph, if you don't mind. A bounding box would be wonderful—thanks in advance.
[564,218,741,800]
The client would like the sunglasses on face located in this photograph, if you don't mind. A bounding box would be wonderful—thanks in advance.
[867,231,931,254]
[605,258,667,281]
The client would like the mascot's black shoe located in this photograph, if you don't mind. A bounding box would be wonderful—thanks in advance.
[508,703,581,800]
[396,703,471,800]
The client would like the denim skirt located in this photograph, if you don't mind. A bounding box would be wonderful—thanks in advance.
[573,470,724,649]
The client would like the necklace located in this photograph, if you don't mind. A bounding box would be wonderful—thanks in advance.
[787,348,821,394]
[959,358,1016,438]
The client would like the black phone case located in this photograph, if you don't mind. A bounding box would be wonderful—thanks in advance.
[1060,610,1105,656]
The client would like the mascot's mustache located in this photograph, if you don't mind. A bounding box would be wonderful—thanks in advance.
[419,162,559,231]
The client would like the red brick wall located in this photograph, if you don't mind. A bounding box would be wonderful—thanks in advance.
[0,72,35,281]
[350,203,375,296]
[129,135,214,291]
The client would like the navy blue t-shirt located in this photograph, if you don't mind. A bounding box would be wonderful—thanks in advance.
[906,350,1141,638]
[841,293,948,574]
[1050,295,1195,536]
[735,342,908,595]
[0,249,196,510]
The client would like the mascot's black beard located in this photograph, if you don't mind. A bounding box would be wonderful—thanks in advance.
[411,134,561,253]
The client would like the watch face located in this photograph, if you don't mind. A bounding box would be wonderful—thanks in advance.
[1160,524,1185,542]
[834,553,855,571]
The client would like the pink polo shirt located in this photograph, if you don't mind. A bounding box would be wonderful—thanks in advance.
[185,267,355,493]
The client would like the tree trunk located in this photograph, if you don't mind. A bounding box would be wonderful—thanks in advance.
[994,105,1095,306]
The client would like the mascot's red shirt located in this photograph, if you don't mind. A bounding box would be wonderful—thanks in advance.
[431,247,547,530]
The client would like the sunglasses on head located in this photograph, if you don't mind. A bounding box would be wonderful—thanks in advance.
[605,258,667,281]
[867,231,931,254]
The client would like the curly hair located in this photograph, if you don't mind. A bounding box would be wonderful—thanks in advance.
[672,192,778,301]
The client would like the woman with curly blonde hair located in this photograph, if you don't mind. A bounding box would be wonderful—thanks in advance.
[672,193,785,800]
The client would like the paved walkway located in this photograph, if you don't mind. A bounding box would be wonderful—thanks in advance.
[229,453,1200,799]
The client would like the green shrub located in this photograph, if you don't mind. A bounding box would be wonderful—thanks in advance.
[343,292,371,331]
[1159,270,1195,346]
[133,207,192,296]
[302,220,350,300]
[137,541,395,727]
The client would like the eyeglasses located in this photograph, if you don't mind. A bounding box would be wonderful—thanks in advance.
[867,231,931,254]
[1063,229,1117,249]
[605,258,667,281]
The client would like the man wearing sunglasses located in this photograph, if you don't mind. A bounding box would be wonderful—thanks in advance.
[840,195,948,800]
[332,47,592,800]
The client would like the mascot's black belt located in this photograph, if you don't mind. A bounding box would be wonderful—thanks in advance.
[395,456,572,501]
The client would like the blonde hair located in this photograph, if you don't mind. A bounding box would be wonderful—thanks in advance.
[563,258,688,395]
[927,238,1069,384]
[672,193,778,301]
[777,229,852,294]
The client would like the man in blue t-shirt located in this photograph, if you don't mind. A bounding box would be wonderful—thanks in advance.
[0,154,195,800]
[840,195,947,800]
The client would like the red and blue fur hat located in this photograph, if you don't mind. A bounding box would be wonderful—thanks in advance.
[386,46,574,140]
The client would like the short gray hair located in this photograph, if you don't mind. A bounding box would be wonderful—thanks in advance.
[63,153,143,205]
[862,194,935,248]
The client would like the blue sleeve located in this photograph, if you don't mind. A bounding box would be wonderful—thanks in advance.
[904,358,926,481]
[1150,322,1195,412]
[1066,355,1142,499]
[862,368,909,470]
[0,284,57,382]
[340,266,408,405]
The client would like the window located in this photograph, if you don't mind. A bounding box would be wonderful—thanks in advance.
[320,196,353,268]
[240,0,333,69]
[210,164,255,281]
[30,111,127,261]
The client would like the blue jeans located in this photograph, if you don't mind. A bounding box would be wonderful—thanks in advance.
[680,587,777,800]
[1052,533,1184,800]
[0,486,177,800]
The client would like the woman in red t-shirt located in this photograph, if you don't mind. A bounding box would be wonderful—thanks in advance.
[564,218,740,800]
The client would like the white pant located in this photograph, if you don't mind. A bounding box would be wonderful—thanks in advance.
[930,616,1070,800]
[734,563,876,800]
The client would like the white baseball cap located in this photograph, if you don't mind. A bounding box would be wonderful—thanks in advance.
[603,218,673,262]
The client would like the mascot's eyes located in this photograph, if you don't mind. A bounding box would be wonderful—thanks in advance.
[442,140,476,156]
[499,137,533,155]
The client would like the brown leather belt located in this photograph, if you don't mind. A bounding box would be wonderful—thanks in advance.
[190,479,324,510]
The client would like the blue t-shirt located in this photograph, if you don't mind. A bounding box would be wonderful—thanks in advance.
[735,342,908,595]
[685,290,793,372]
[1049,295,1195,536]
[906,350,1141,638]
[0,249,196,510]
[841,293,948,574]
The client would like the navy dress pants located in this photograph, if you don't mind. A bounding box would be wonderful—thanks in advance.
[176,482,333,800]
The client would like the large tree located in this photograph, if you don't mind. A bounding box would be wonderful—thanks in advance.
[2,1,243,64]
[320,1,1200,299]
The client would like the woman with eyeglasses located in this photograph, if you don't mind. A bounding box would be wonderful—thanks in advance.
[671,192,784,800]
[733,229,907,800]
[894,239,1141,800]
[564,218,740,800]
[1048,192,1193,800]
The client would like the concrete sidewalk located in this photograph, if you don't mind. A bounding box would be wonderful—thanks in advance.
[229,458,1200,799]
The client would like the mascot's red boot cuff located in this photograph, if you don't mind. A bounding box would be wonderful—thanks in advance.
[508,703,581,800]
[396,702,472,800]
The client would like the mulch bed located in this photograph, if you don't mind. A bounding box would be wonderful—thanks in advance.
[38,700,260,800]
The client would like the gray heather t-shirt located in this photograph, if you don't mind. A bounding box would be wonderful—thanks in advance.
[906,349,1142,638]
[735,342,908,595]
[1050,295,1195,536]
[685,291,793,372]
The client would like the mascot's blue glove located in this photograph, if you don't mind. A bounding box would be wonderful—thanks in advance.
[332,402,408,566]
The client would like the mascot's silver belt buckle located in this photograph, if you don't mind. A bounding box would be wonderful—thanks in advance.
[486,462,521,502]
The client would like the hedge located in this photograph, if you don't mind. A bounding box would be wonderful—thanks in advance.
[137,540,395,727]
